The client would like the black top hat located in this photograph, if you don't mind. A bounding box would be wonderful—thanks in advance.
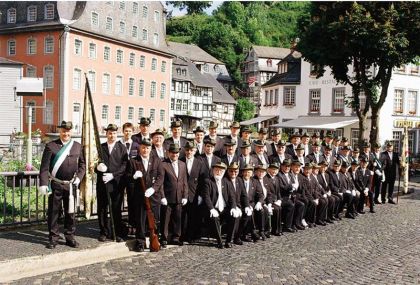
[241,163,254,171]
[230,121,240,128]
[281,158,292,166]
[227,162,239,170]
[271,129,281,136]
[325,132,334,139]
[224,138,237,146]
[208,121,218,129]
[277,140,287,146]
[168,143,180,153]
[139,117,151,126]
[253,139,265,147]
[204,138,216,146]
[57,120,73,130]
[151,128,165,137]
[268,162,280,169]
[184,141,196,150]
[170,120,182,128]
[363,142,371,148]
[193,126,205,133]
[258,128,268,134]
[241,126,252,133]
[212,162,227,169]
[104,123,118,131]
[372,142,381,149]
[141,138,152,146]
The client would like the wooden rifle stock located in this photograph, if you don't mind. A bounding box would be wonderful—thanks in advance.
[139,177,160,252]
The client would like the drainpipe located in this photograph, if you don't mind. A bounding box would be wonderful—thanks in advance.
[59,25,70,123]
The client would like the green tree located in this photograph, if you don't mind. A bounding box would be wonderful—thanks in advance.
[167,1,212,15]
[298,2,420,145]
[234,98,255,122]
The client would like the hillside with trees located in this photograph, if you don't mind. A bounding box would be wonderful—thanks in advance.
[166,1,309,86]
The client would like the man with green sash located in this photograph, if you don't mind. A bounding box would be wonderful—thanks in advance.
[39,121,86,249]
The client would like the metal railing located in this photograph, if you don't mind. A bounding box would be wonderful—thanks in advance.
[0,171,128,229]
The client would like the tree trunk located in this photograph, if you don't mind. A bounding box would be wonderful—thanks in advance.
[369,107,381,144]
[357,113,368,148]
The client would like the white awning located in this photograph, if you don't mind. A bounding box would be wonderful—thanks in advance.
[271,116,359,130]
[15,77,44,96]
[240,115,277,126]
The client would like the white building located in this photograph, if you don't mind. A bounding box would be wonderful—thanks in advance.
[0,57,23,146]
[259,51,420,155]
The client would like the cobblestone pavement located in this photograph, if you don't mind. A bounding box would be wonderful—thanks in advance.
[10,188,420,285]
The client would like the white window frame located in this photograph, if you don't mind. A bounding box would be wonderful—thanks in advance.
[132,2,139,14]
[101,105,109,124]
[407,90,417,115]
[44,4,54,20]
[150,81,156,98]
[138,80,144,97]
[7,8,16,24]
[104,46,111,61]
[43,100,53,124]
[160,109,165,123]
[119,1,125,10]
[115,105,122,120]
[88,43,97,59]
[139,55,146,68]
[87,70,96,92]
[129,53,135,66]
[74,39,82,56]
[160,83,166,99]
[73,68,82,90]
[102,73,111,94]
[154,10,160,22]
[393,89,404,114]
[128,106,134,121]
[309,89,321,113]
[27,6,37,22]
[332,88,345,113]
[44,37,54,53]
[151,58,157,71]
[27,66,37,78]
[153,33,159,46]
[119,21,126,34]
[138,108,144,121]
[27,38,37,55]
[132,26,138,38]
[142,5,148,18]
[161,61,166,72]
[8,40,16,56]
[283,86,296,107]
[115,75,123,96]
[150,108,155,122]
[43,65,54,89]
[142,29,148,41]
[128,78,135,96]
[116,49,123,64]
[106,17,113,32]
[91,12,99,28]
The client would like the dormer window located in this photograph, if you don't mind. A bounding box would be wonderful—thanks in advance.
[44,4,54,19]
[27,6,37,22]
[182,69,187,76]
[267,59,272,67]
[176,68,181,75]
[203,64,209,72]
[310,63,321,77]
[214,65,220,73]
[7,8,16,23]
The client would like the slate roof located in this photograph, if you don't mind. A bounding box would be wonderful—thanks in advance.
[0,57,23,65]
[252,45,291,59]
[262,51,302,87]
[168,42,223,64]
[202,73,236,104]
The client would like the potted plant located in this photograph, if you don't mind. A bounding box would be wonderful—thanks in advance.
[14,132,26,145]
[32,129,42,144]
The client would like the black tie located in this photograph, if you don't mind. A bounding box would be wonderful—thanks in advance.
[126,142,130,150]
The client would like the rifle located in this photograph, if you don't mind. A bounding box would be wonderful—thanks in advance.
[85,76,116,241]
[139,176,160,252]
[397,170,401,204]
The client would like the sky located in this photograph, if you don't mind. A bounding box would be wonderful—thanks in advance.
[163,1,224,17]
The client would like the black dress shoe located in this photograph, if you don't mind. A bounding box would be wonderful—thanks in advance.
[316,221,326,226]
[388,199,396,204]
[98,235,107,242]
[160,240,168,248]
[225,242,233,248]
[233,239,243,245]
[326,219,334,224]
[357,210,366,214]
[241,236,253,242]
[370,209,376,213]
[265,232,271,238]
[296,225,306,230]
[272,232,282,236]
[283,227,296,233]
[345,213,355,219]
[65,239,79,248]
[115,236,123,243]
[46,241,57,249]
[331,216,337,221]
[259,232,266,241]
[217,242,224,249]
[134,242,145,252]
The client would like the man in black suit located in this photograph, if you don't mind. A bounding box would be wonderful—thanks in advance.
[152,143,189,245]
[202,162,239,248]
[126,138,162,251]
[120,122,140,233]
[322,144,335,168]
[220,121,241,157]
[269,140,292,164]
[132,117,151,144]
[305,141,323,164]
[240,164,262,242]
[200,138,222,177]
[266,162,283,236]
[381,142,400,204]
[354,157,375,213]
[338,161,357,219]
[151,129,167,161]
[204,121,224,157]
[39,121,86,249]
[350,147,360,164]
[252,140,270,167]
[238,126,252,154]
[318,161,337,223]
[301,132,311,157]
[221,138,239,166]
[321,132,334,152]
[96,124,128,242]
[285,132,301,157]
[289,160,306,230]
[295,144,307,165]
[328,160,345,220]
[180,141,206,242]
[336,145,351,166]
[163,120,188,159]
[277,159,299,232]
[192,126,206,157]
[310,163,328,226]
[224,162,252,245]
[298,163,318,228]
[238,141,258,170]
[267,129,282,157]
[252,128,269,154]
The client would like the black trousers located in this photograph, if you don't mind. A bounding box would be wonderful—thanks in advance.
[327,195,338,219]
[234,211,252,240]
[281,198,295,229]
[271,204,282,234]
[133,191,147,243]
[48,185,75,242]
[332,193,344,217]
[254,207,268,232]
[373,174,382,201]
[297,196,315,224]
[209,208,237,244]
[162,203,182,241]
[338,192,353,215]
[125,182,136,227]
[292,199,305,227]
[382,178,396,201]
[97,185,123,238]
[358,191,374,212]
[316,197,328,223]
[181,201,201,241]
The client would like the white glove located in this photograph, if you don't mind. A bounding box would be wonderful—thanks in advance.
[197,195,203,205]
[364,188,369,195]
[39,185,50,196]
[236,207,242,217]
[255,202,263,211]
[375,170,382,176]
[314,199,319,206]
[327,191,331,197]
[133,170,143,179]
[182,198,188,206]
[292,182,299,190]
[373,162,377,167]
[338,192,343,196]
[274,200,282,207]
[381,175,386,183]
[352,190,356,196]
[266,204,273,215]
[145,187,155,197]
[345,190,351,194]
[73,177,80,187]
[230,208,238,218]
[97,163,107,172]
[323,194,327,198]
[244,206,253,216]
[161,198,168,206]
[210,208,219,218]
[102,173,114,184]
